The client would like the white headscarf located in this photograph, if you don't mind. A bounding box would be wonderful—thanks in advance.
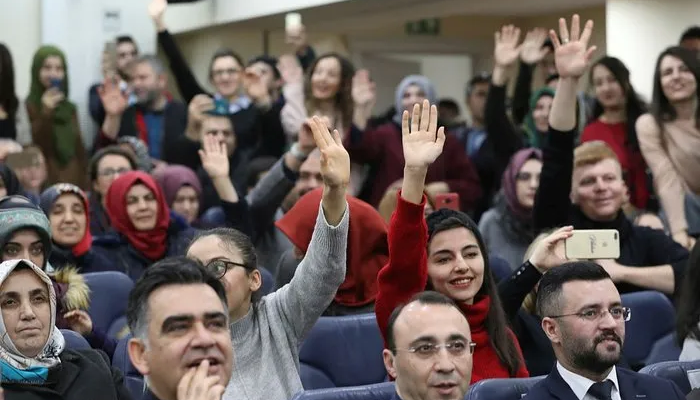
[0,259,65,371]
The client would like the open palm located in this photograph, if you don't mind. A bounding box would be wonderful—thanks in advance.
[550,14,596,78]
[402,99,445,169]
[308,116,350,188]
[494,25,522,67]
[198,136,229,178]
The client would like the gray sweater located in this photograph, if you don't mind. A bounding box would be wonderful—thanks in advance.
[222,203,349,400]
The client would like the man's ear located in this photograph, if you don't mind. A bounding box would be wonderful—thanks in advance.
[541,317,562,345]
[128,337,150,376]
[383,349,398,379]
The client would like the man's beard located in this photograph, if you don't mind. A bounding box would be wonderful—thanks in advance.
[564,328,622,375]
[137,89,160,108]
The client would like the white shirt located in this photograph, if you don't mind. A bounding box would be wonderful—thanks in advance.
[556,362,622,400]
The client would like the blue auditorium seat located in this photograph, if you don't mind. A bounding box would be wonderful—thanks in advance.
[84,271,133,338]
[299,314,386,389]
[621,291,676,368]
[61,329,90,349]
[292,382,395,400]
[646,332,683,365]
[466,376,546,400]
[639,360,700,395]
[113,334,145,398]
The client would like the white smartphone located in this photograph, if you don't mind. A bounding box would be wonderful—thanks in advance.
[565,229,620,260]
[285,13,302,32]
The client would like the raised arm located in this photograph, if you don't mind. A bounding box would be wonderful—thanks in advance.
[636,113,694,249]
[268,116,351,341]
[149,0,208,102]
[375,99,446,344]
[512,28,550,125]
[533,15,597,233]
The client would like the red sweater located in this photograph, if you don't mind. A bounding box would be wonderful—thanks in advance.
[581,120,650,209]
[375,193,529,383]
[344,122,481,212]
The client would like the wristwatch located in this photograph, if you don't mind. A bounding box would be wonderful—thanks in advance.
[290,143,310,162]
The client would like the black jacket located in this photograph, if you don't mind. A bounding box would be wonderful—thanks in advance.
[3,349,131,400]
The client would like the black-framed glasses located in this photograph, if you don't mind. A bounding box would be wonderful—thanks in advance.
[548,306,631,322]
[205,259,247,279]
[395,340,476,358]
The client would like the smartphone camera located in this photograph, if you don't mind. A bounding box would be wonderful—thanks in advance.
[49,78,63,90]
[614,232,618,240]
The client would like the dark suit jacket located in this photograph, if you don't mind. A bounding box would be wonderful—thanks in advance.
[523,365,685,400]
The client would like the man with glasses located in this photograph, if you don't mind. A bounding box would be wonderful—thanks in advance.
[383,291,474,400]
[523,261,684,400]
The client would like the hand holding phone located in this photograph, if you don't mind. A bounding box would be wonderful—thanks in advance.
[49,78,63,91]
[565,229,620,260]
[434,193,460,211]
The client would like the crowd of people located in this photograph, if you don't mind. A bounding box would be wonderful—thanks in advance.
[0,0,699,399]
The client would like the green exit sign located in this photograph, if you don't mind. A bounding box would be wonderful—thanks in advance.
[405,19,441,36]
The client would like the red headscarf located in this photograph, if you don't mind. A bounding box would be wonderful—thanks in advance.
[105,171,171,261]
[276,188,388,307]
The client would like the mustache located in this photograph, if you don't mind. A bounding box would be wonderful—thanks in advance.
[594,330,622,346]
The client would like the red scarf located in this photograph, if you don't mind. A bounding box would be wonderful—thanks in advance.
[460,295,529,382]
[105,171,170,260]
[72,189,92,257]
[276,188,388,307]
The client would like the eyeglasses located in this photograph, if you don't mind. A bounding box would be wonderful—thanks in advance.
[212,68,240,78]
[548,306,631,322]
[205,259,247,279]
[395,340,476,358]
[98,167,131,177]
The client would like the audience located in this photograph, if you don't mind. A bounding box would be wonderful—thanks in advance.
[126,257,233,400]
[0,259,130,399]
[384,291,474,400]
[153,164,202,225]
[87,146,137,235]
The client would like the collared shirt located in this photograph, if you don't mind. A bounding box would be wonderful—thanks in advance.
[556,362,621,400]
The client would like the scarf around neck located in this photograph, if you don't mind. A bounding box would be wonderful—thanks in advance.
[0,259,65,384]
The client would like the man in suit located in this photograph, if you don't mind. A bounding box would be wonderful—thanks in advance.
[126,257,233,400]
[524,260,685,400]
[383,291,474,400]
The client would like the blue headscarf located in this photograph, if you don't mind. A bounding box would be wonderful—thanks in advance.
[392,75,437,125]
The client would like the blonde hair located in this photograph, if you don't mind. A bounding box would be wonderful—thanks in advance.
[377,185,436,225]
[521,228,558,315]
[573,140,620,169]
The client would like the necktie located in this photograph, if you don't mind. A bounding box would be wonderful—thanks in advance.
[588,379,614,400]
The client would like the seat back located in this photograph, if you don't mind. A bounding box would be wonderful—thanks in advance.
[299,314,386,389]
[466,376,546,400]
[621,291,675,367]
[259,267,275,295]
[291,382,395,400]
[639,360,700,395]
[646,332,682,365]
[61,329,90,349]
[84,271,133,336]
[112,334,145,398]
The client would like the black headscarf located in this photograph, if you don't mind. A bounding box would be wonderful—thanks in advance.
[0,164,22,196]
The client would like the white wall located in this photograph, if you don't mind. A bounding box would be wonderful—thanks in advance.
[0,0,42,99]
[606,0,700,101]
[212,0,348,25]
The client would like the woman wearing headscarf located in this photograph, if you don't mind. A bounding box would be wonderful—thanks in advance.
[152,164,203,225]
[25,45,87,189]
[92,171,197,281]
[0,163,23,198]
[274,187,387,315]
[0,259,130,399]
[39,183,115,273]
[479,148,543,269]
[344,75,481,212]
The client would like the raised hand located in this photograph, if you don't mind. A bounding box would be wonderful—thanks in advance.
[148,0,167,22]
[402,99,446,169]
[278,54,304,85]
[494,25,523,67]
[188,95,214,125]
[64,310,93,336]
[528,226,573,272]
[550,14,597,79]
[520,28,550,65]
[41,88,65,112]
[352,69,376,109]
[308,115,350,189]
[298,116,326,153]
[198,135,229,179]
[98,78,127,116]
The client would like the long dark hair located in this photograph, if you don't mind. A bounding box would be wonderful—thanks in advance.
[426,209,523,376]
[650,46,700,130]
[588,56,647,151]
[676,242,700,345]
[304,53,355,133]
[0,43,19,121]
